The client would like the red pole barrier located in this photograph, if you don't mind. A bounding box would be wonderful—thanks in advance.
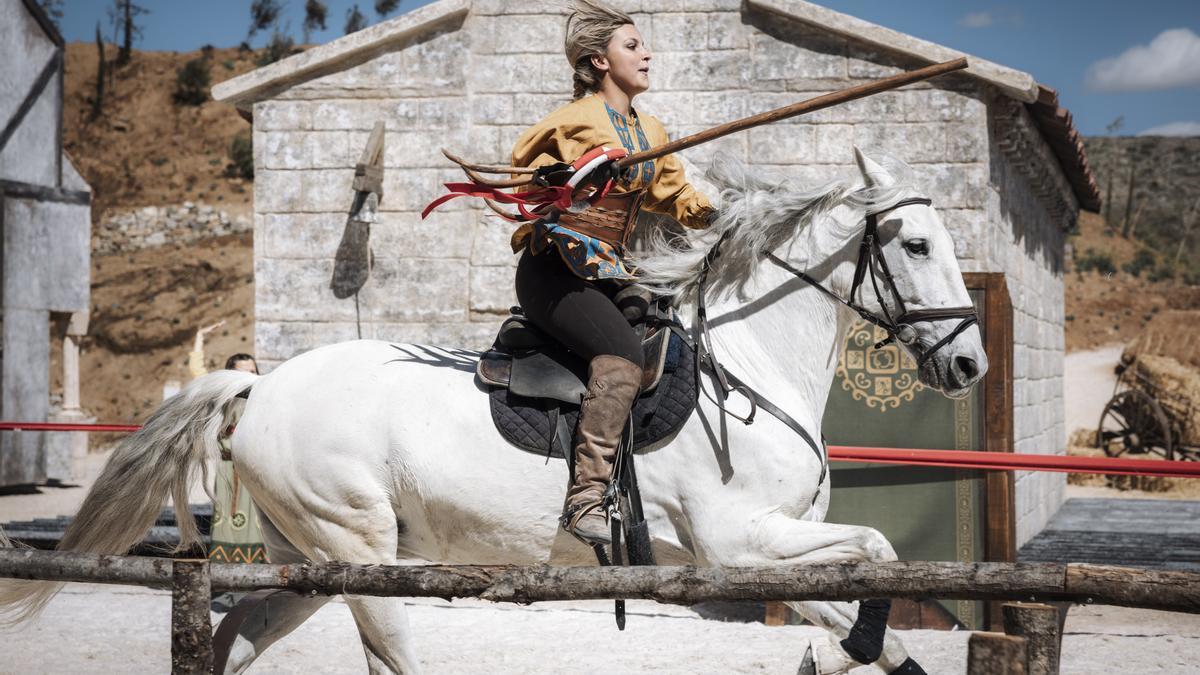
[3,421,1197,478]
[0,421,143,433]
[829,446,1200,479]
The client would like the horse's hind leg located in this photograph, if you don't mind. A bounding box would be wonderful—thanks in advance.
[345,596,422,675]
[297,503,421,674]
[218,515,332,674]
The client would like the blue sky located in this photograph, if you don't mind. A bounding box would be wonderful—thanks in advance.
[56,0,1199,136]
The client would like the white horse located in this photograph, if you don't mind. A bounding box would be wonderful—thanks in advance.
[0,149,987,674]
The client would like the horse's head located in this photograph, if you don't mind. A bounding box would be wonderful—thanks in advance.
[850,147,988,398]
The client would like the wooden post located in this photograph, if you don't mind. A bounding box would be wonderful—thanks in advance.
[172,560,213,674]
[1002,603,1062,675]
[968,632,1028,675]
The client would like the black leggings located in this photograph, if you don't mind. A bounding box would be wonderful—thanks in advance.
[514,249,644,368]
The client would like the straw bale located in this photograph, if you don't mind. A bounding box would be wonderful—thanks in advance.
[1122,311,1200,370]
[1131,354,1200,446]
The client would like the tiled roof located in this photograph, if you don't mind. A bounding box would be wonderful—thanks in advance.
[1028,86,1102,212]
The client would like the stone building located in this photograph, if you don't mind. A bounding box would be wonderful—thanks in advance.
[214,0,1098,546]
[0,0,93,486]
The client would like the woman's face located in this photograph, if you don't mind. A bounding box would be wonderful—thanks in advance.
[593,24,652,97]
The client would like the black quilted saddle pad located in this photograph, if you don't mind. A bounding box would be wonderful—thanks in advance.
[489,331,698,458]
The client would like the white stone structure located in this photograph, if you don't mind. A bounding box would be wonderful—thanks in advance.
[0,0,93,485]
[215,0,1098,546]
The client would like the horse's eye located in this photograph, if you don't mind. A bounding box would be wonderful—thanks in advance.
[903,239,929,257]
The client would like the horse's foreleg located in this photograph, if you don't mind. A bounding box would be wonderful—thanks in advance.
[788,601,923,675]
[704,514,919,674]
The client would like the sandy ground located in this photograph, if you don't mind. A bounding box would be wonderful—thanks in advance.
[1063,343,1123,439]
[2,584,1198,674]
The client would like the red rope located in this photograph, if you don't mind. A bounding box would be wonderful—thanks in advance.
[829,446,1200,479]
[0,422,142,433]
[3,422,1195,478]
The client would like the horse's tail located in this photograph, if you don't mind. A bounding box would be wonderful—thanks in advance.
[0,369,257,625]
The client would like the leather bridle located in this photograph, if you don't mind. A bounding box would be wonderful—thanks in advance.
[676,197,979,484]
[763,197,978,368]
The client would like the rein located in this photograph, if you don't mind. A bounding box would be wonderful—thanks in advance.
[676,197,978,481]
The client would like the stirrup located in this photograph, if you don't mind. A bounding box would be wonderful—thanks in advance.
[561,501,611,545]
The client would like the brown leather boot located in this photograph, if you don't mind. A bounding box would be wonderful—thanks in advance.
[561,354,642,545]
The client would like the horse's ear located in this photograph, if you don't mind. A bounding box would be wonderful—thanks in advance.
[853,146,896,188]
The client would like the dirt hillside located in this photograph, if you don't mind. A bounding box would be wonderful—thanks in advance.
[60,43,265,426]
[63,42,259,217]
[1064,210,1198,352]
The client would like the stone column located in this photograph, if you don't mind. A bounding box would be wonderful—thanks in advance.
[46,311,95,482]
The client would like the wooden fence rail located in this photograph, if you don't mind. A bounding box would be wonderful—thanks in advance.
[2,549,1198,613]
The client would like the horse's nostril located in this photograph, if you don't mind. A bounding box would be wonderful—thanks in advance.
[955,355,979,381]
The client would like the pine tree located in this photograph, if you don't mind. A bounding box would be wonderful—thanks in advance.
[111,0,149,67]
[303,0,328,43]
[249,0,283,39]
[344,5,367,35]
[375,0,400,18]
[90,22,106,121]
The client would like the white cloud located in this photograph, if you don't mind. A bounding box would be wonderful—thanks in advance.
[1086,28,1200,92]
[959,7,1021,29]
[960,12,993,28]
[1138,121,1200,136]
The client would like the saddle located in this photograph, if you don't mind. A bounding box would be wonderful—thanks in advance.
[477,286,698,459]
[477,286,675,404]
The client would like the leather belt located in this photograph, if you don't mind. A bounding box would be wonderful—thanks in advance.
[557,190,646,249]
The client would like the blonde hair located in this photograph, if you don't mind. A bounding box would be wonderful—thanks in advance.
[564,0,634,100]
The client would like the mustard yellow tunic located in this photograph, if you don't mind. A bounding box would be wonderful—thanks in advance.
[510,94,713,280]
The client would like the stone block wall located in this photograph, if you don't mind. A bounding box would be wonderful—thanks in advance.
[250,0,1069,543]
[981,103,1071,546]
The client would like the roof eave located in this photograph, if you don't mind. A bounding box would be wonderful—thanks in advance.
[20,0,65,49]
[746,0,1040,102]
[746,0,1099,213]
[212,0,469,110]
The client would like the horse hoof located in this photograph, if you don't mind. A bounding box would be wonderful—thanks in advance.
[796,644,817,675]
[812,637,858,674]
[887,657,927,675]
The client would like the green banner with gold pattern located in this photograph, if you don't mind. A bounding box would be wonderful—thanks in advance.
[823,290,986,629]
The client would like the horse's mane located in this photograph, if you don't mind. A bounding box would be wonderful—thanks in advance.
[634,153,917,302]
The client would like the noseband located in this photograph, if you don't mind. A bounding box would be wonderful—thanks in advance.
[762,197,978,368]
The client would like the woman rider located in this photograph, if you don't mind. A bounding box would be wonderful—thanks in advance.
[510,1,715,545]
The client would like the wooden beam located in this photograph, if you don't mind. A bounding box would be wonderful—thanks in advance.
[3,550,1200,614]
[0,50,61,155]
[0,178,91,205]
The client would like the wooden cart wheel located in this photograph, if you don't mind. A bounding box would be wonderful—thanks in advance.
[1097,389,1175,460]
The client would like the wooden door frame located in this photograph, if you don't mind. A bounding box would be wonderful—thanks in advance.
[963,272,1016,629]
